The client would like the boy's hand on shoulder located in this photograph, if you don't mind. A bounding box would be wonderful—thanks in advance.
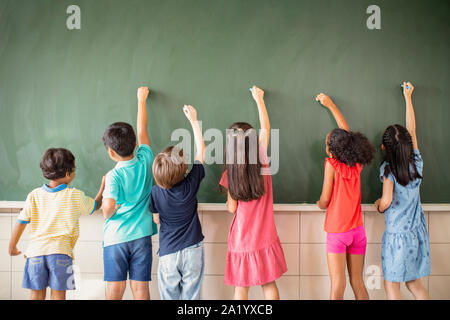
[183,105,198,122]
[250,85,264,102]
[316,93,335,109]
[137,86,149,102]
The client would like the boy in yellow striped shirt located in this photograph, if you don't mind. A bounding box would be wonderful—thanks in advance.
[8,148,105,300]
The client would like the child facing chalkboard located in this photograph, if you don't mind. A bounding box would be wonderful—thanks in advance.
[219,86,287,300]
[316,93,374,300]
[374,82,431,300]
[101,87,157,300]
[8,148,105,300]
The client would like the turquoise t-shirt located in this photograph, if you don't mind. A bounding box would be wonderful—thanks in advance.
[102,144,157,247]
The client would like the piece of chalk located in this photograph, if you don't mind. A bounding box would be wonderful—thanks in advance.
[249,88,253,92]
[401,84,411,89]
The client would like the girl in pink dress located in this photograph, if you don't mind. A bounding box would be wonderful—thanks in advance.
[219,86,287,300]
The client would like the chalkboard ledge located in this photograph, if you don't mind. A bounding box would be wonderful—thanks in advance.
[0,201,449,213]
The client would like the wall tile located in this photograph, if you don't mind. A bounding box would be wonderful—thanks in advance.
[300,212,326,243]
[11,271,28,300]
[66,273,105,300]
[430,244,450,275]
[429,212,450,243]
[282,244,300,276]
[300,244,328,276]
[274,212,299,243]
[0,272,11,299]
[73,242,103,274]
[204,243,227,275]
[429,276,450,300]
[0,240,11,272]
[201,276,233,300]
[364,211,384,243]
[202,211,233,243]
[0,215,11,240]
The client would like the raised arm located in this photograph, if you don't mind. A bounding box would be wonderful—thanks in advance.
[250,86,270,150]
[183,105,205,163]
[137,86,150,146]
[403,82,418,150]
[316,93,350,131]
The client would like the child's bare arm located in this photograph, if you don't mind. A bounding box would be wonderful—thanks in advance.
[226,191,237,214]
[316,93,350,131]
[137,86,150,146]
[375,178,394,213]
[102,198,120,220]
[9,222,26,256]
[183,105,205,163]
[317,161,335,210]
[93,176,106,211]
[251,86,270,150]
[403,82,418,150]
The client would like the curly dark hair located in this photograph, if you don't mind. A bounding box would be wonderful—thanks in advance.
[327,129,375,167]
[40,148,75,180]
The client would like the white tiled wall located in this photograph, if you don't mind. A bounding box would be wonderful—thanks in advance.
[0,208,449,300]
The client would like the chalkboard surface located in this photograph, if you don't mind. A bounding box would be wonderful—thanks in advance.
[0,0,449,203]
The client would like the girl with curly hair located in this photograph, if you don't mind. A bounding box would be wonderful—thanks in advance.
[316,93,375,300]
[374,82,430,300]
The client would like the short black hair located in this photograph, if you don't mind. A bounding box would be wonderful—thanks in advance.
[102,122,136,157]
[327,129,375,167]
[40,148,75,180]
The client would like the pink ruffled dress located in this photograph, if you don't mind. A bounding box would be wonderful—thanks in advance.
[219,147,287,287]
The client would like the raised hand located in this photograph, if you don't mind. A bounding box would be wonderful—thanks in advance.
[402,81,414,100]
[250,85,264,102]
[137,86,149,102]
[315,93,335,109]
[183,105,198,123]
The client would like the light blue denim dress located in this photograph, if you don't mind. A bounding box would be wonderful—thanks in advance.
[379,149,431,282]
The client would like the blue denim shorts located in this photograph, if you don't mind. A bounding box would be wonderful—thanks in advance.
[23,254,75,291]
[103,236,153,282]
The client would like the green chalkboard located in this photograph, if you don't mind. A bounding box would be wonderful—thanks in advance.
[0,0,449,203]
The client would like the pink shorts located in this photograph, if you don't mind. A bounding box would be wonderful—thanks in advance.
[326,225,367,255]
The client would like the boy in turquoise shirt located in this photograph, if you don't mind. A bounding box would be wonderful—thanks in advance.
[101,86,157,300]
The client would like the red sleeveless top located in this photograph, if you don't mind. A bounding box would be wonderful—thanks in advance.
[324,158,364,233]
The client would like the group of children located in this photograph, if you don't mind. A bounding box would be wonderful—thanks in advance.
[8,82,430,301]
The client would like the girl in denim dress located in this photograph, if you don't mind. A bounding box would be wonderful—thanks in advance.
[375,82,431,300]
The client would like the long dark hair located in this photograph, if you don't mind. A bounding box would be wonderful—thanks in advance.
[382,124,422,186]
[327,129,375,167]
[222,122,266,201]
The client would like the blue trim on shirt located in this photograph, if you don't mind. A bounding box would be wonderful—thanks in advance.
[42,183,68,193]
[90,201,97,215]
[18,219,30,224]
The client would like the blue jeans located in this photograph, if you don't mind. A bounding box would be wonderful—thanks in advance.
[23,254,74,291]
[158,241,204,300]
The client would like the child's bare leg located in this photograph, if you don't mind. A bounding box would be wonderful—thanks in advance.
[234,286,249,300]
[130,280,150,300]
[405,278,430,300]
[261,281,280,300]
[106,281,126,300]
[347,254,369,300]
[327,253,347,300]
[384,280,402,300]
[30,289,46,300]
[50,289,66,300]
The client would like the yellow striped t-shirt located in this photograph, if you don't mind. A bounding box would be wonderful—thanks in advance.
[17,184,96,259]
